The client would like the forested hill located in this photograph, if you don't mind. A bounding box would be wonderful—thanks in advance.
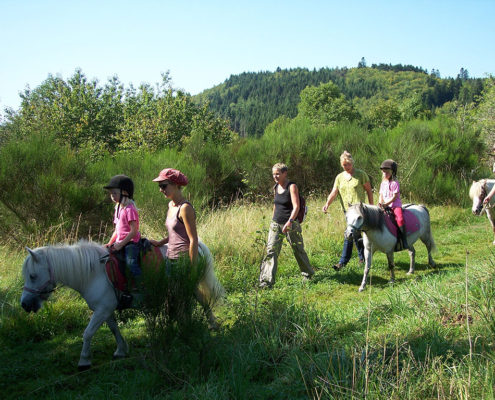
[194,65,483,136]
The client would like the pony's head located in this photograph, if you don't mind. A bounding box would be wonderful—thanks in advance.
[345,203,384,239]
[345,203,365,240]
[469,180,486,216]
[20,247,56,313]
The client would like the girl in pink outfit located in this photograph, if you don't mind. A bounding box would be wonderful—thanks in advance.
[378,160,408,249]
[103,175,142,278]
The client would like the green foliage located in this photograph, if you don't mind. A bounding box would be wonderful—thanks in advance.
[2,207,495,399]
[297,81,360,125]
[364,99,402,130]
[0,131,104,241]
[140,255,208,354]
[474,77,495,146]
[197,66,485,136]
[2,70,234,156]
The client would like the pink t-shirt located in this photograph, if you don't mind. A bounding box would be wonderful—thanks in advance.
[114,203,141,243]
[379,180,402,208]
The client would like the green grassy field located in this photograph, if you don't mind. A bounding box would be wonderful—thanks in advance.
[1,199,494,399]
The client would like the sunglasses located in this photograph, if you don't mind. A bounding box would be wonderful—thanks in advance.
[158,182,169,190]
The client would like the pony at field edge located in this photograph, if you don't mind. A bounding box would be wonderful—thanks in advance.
[345,203,437,292]
[20,240,224,370]
[469,179,495,244]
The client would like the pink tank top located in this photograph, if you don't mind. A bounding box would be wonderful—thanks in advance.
[165,201,192,259]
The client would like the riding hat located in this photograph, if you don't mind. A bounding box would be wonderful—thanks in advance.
[103,175,134,198]
[380,159,398,175]
[152,168,188,186]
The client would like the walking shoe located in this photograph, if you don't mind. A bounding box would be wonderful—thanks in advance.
[333,263,344,271]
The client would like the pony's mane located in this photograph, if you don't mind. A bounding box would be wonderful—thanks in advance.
[469,180,484,199]
[26,241,108,286]
[354,204,384,230]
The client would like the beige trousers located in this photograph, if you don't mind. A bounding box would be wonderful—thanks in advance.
[259,220,314,286]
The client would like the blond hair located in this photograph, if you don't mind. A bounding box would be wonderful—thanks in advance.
[340,151,354,166]
[272,163,288,173]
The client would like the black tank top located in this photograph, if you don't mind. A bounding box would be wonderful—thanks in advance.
[273,182,294,224]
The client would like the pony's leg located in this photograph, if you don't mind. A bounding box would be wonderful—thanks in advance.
[359,246,372,292]
[78,309,112,370]
[106,315,128,359]
[194,288,220,331]
[386,252,395,283]
[487,210,495,245]
[407,245,416,275]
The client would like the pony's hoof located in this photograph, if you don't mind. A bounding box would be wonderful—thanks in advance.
[406,270,414,275]
[113,354,126,360]
[389,279,395,284]
[78,364,91,371]
[358,286,365,292]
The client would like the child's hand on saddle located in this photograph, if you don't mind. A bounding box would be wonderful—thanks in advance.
[112,242,123,251]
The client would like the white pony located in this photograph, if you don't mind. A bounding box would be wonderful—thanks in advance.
[20,240,224,370]
[469,179,495,244]
[345,203,437,292]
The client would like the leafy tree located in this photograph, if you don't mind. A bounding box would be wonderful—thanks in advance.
[2,70,233,154]
[474,77,495,146]
[297,82,360,125]
[366,100,401,130]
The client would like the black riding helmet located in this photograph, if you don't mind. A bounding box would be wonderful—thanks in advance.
[103,175,134,199]
[380,159,398,176]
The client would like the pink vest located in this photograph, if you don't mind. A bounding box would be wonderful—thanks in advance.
[165,201,192,259]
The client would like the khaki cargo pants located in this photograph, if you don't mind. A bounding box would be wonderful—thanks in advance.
[259,220,314,287]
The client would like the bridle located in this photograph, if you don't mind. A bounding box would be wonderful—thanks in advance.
[23,256,57,296]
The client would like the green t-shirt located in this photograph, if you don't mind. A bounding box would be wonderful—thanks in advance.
[333,169,370,211]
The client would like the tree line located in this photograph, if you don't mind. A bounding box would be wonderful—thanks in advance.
[195,65,484,136]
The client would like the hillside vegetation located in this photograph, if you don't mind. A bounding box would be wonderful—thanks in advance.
[195,64,484,136]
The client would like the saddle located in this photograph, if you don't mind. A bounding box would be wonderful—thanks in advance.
[105,238,164,310]
[383,205,420,252]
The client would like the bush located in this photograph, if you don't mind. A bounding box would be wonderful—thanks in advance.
[0,131,105,242]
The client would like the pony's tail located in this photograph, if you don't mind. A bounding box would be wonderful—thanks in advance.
[197,240,225,308]
[429,229,438,255]
[421,205,438,255]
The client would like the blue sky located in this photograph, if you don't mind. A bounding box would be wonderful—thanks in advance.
[1,0,494,114]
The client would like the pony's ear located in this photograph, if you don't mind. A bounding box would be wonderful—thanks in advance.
[359,202,364,212]
[26,247,39,263]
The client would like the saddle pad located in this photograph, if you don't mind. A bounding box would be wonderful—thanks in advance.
[105,246,164,292]
[384,209,420,237]
[105,253,127,292]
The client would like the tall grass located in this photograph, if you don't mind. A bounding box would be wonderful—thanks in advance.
[1,203,495,399]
